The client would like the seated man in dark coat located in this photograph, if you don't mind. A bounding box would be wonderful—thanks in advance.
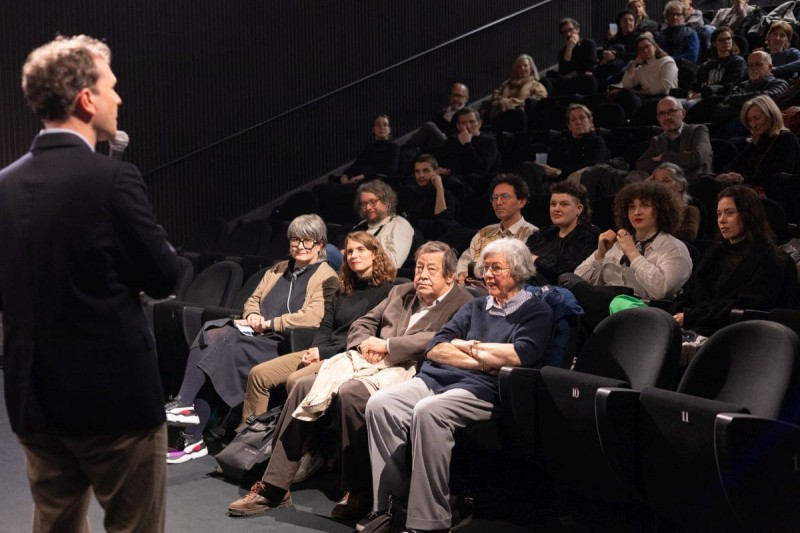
[399,153,460,240]
[436,107,500,196]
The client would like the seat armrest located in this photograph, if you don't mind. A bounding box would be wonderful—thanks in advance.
[729,309,768,323]
[181,306,205,347]
[595,387,646,501]
[499,367,543,455]
[283,327,320,353]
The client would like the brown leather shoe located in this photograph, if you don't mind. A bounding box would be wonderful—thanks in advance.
[227,481,292,517]
[331,490,371,520]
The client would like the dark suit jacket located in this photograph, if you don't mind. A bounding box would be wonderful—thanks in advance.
[0,132,180,436]
[635,123,712,180]
[346,282,473,365]
[437,133,500,177]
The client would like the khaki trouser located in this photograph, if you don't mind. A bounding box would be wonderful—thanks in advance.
[18,423,167,533]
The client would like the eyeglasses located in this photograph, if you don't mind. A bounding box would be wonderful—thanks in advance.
[656,108,681,118]
[489,193,517,203]
[289,237,318,249]
[475,263,511,277]
[359,199,382,208]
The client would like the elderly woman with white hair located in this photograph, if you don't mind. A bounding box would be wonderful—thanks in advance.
[360,238,554,533]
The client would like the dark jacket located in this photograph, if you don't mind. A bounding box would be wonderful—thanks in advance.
[0,132,180,435]
[678,240,783,336]
[437,133,500,177]
[527,223,600,284]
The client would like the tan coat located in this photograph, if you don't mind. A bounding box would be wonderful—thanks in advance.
[242,260,339,332]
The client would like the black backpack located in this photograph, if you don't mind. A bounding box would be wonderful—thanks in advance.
[214,405,282,482]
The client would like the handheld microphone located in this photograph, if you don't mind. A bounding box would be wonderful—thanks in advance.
[109,130,129,160]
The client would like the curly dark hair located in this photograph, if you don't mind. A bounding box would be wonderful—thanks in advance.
[717,185,776,245]
[549,180,592,223]
[614,181,684,236]
[338,231,396,294]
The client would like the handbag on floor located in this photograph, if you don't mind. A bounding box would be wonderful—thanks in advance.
[214,405,282,482]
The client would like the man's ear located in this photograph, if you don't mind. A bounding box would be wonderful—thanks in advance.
[73,87,95,122]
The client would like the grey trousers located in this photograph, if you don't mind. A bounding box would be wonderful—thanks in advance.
[366,378,493,531]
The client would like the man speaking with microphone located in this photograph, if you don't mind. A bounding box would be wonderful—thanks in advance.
[0,35,179,531]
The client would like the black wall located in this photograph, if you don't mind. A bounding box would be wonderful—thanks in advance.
[1,1,664,245]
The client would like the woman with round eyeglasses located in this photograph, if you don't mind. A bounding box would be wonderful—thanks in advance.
[574,181,692,300]
[673,185,784,337]
[165,214,339,464]
[655,0,700,63]
[690,27,746,100]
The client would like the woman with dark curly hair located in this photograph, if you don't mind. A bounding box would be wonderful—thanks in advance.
[574,181,692,299]
[241,231,396,424]
[673,186,785,336]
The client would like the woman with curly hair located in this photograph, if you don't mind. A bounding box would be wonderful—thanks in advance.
[240,231,396,424]
[575,180,692,299]
[673,186,785,336]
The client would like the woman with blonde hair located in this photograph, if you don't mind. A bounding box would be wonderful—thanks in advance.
[716,95,800,217]
[487,54,547,119]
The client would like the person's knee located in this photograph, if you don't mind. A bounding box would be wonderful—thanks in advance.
[365,388,392,422]
[338,380,370,414]
[411,394,443,423]
[288,373,316,399]
[247,364,275,392]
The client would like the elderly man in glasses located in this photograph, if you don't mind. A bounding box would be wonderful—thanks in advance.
[633,96,712,181]
[454,174,538,285]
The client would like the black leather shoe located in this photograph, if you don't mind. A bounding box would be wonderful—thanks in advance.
[331,490,371,520]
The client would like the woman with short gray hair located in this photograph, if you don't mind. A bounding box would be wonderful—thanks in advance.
[475,238,537,285]
[164,213,339,464]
